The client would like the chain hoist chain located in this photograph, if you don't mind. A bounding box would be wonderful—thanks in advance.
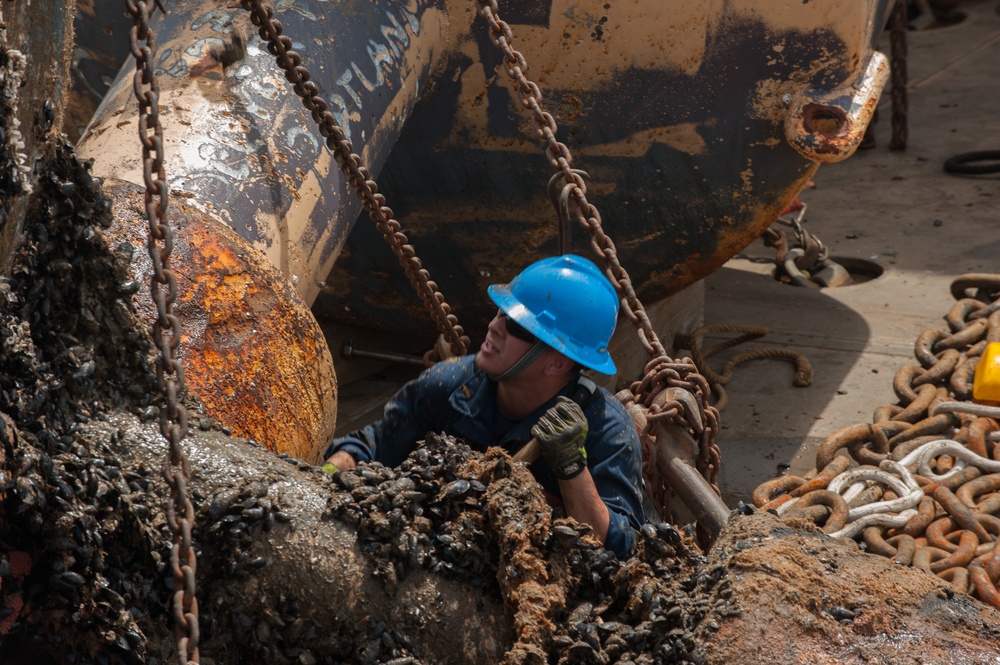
[773,209,828,262]
[474,0,722,495]
[889,0,908,151]
[238,0,469,359]
[125,1,200,662]
[473,1,662,359]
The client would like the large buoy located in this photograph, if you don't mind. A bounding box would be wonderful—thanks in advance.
[78,0,892,337]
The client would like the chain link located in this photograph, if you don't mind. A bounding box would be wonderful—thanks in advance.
[474,0,723,498]
[764,201,841,285]
[474,2,663,357]
[238,0,469,359]
[889,0,908,151]
[125,1,200,662]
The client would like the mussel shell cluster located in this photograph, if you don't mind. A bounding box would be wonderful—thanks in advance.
[324,433,737,664]
[0,142,161,663]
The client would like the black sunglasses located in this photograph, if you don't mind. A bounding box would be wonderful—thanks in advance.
[497,311,537,343]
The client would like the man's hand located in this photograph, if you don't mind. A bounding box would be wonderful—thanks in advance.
[531,396,588,479]
[321,450,357,476]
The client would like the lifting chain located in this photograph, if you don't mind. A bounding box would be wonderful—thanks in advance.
[889,0,909,151]
[752,274,1000,609]
[238,0,469,361]
[124,0,200,662]
[762,198,850,289]
[474,0,723,507]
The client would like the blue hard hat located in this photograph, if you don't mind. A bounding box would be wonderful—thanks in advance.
[488,255,619,375]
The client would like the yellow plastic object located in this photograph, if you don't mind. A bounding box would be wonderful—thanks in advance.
[973,342,1000,403]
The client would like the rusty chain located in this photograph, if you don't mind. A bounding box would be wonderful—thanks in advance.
[762,196,850,288]
[889,0,908,151]
[238,0,469,360]
[474,0,723,508]
[753,274,1000,609]
[125,1,200,662]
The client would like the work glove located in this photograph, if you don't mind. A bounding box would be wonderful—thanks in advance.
[320,462,340,477]
[531,396,588,480]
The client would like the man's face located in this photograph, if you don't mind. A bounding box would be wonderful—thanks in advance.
[475,311,537,377]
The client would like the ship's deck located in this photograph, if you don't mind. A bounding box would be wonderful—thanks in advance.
[704,0,999,504]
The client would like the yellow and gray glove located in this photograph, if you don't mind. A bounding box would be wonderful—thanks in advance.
[531,396,588,480]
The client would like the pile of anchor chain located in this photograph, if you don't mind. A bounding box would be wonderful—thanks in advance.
[753,275,1000,608]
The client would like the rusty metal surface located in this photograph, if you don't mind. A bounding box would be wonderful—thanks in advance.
[321,0,894,335]
[784,52,889,162]
[76,0,892,338]
[0,0,76,275]
[101,179,337,462]
[78,0,450,308]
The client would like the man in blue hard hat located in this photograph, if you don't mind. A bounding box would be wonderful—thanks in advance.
[322,255,645,558]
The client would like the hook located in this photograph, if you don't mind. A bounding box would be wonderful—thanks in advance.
[547,169,590,255]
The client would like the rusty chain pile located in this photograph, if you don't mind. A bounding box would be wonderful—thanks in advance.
[238,0,469,361]
[124,0,200,662]
[474,0,723,515]
[752,274,1000,609]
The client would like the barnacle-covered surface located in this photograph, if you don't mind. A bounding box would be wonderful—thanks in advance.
[0,133,514,663]
[699,512,1000,665]
[0,140,153,429]
[327,436,722,664]
[0,0,75,275]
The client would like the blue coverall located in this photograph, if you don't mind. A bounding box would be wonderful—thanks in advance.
[324,355,645,558]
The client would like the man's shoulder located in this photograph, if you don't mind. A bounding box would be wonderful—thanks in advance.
[417,354,481,388]
[582,386,642,462]
[587,385,628,414]
[585,385,637,431]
